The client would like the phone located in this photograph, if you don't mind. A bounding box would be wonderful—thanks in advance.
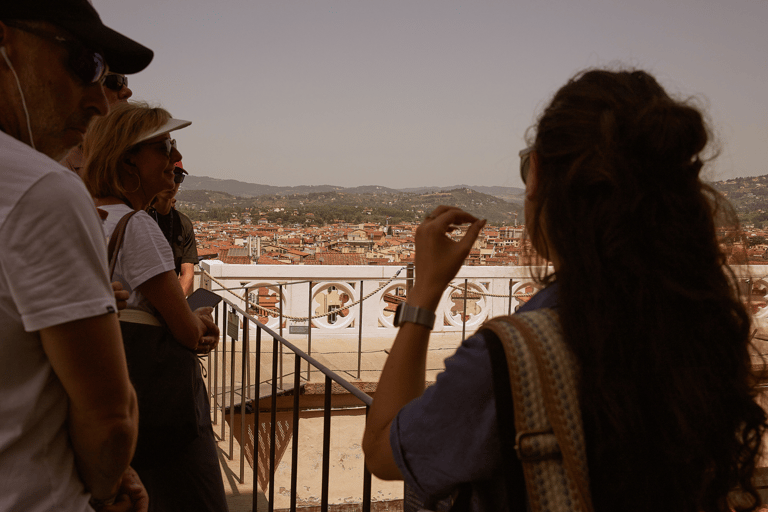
[187,288,223,310]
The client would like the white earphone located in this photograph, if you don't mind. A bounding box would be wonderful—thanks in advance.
[1,45,36,150]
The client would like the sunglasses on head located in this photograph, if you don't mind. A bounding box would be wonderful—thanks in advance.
[4,21,107,85]
[103,73,127,91]
[518,146,533,185]
[519,146,534,185]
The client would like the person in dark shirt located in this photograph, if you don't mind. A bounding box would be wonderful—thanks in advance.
[148,168,198,296]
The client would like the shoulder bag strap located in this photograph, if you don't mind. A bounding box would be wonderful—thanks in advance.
[482,309,593,512]
[107,210,139,280]
[484,328,527,511]
[508,310,593,512]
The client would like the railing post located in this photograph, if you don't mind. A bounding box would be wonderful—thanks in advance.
[508,279,514,316]
[357,280,363,379]
[213,303,219,426]
[252,326,262,512]
[462,278,468,340]
[221,304,228,440]
[290,355,301,512]
[269,337,279,512]
[240,315,248,483]
[279,283,284,390]
[321,376,332,512]
[229,309,237,460]
[245,286,250,403]
[246,319,251,403]
[307,281,312,381]
[406,262,414,293]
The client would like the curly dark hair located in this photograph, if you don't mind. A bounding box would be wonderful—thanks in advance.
[528,69,767,512]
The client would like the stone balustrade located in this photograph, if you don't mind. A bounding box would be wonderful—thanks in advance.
[200,262,551,342]
[200,262,768,338]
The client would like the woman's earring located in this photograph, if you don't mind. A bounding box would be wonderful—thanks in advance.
[124,172,141,194]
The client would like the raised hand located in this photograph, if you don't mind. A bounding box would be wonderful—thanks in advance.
[410,206,486,311]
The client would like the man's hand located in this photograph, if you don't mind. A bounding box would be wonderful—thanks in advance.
[194,307,220,354]
[92,467,148,512]
[112,282,129,311]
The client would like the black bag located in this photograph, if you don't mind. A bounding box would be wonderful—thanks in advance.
[108,210,201,469]
[119,320,201,468]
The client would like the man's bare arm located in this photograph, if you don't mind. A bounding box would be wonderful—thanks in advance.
[40,313,138,503]
[178,262,194,297]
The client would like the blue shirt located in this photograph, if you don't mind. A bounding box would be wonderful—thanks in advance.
[390,284,558,511]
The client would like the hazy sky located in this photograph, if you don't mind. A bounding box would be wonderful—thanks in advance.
[96,0,767,189]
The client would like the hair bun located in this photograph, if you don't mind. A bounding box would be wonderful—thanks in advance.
[630,98,707,181]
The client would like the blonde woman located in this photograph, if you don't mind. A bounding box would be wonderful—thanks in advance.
[83,101,228,512]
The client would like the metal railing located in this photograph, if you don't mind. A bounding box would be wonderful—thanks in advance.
[205,294,373,512]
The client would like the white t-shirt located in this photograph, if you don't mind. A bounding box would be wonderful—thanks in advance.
[100,203,175,314]
[0,131,116,511]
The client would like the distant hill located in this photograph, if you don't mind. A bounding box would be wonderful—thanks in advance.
[181,176,346,197]
[400,184,525,203]
[180,173,768,227]
[711,175,768,226]
[711,175,768,212]
[178,186,523,225]
[182,175,525,202]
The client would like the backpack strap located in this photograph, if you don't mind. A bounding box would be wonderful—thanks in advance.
[481,309,593,512]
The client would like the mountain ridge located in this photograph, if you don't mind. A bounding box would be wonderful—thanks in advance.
[182,175,525,203]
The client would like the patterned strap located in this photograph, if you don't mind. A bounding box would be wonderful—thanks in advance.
[481,309,593,512]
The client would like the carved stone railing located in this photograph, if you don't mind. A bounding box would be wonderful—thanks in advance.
[199,261,548,340]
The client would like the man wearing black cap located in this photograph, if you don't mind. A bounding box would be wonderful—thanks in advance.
[0,1,154,511]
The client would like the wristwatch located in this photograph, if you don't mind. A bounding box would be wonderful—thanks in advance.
[393,302,436,329]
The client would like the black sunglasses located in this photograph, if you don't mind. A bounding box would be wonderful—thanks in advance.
[5,21,107,85]
[519,146,534,185]
[103,73,128,91]
[174,169,186,184]
[137,138,176,157]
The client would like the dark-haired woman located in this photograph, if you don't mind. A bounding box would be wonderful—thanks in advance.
[363,69,767,512]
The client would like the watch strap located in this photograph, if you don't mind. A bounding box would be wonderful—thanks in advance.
[395,302,436,329]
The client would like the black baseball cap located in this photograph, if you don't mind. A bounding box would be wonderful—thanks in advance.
[1,0,153,74]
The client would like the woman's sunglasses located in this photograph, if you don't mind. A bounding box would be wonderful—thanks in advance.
[519,146,534,185]
[4,21,107,85]
[103,73,128,91]
[132,138,178,161]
